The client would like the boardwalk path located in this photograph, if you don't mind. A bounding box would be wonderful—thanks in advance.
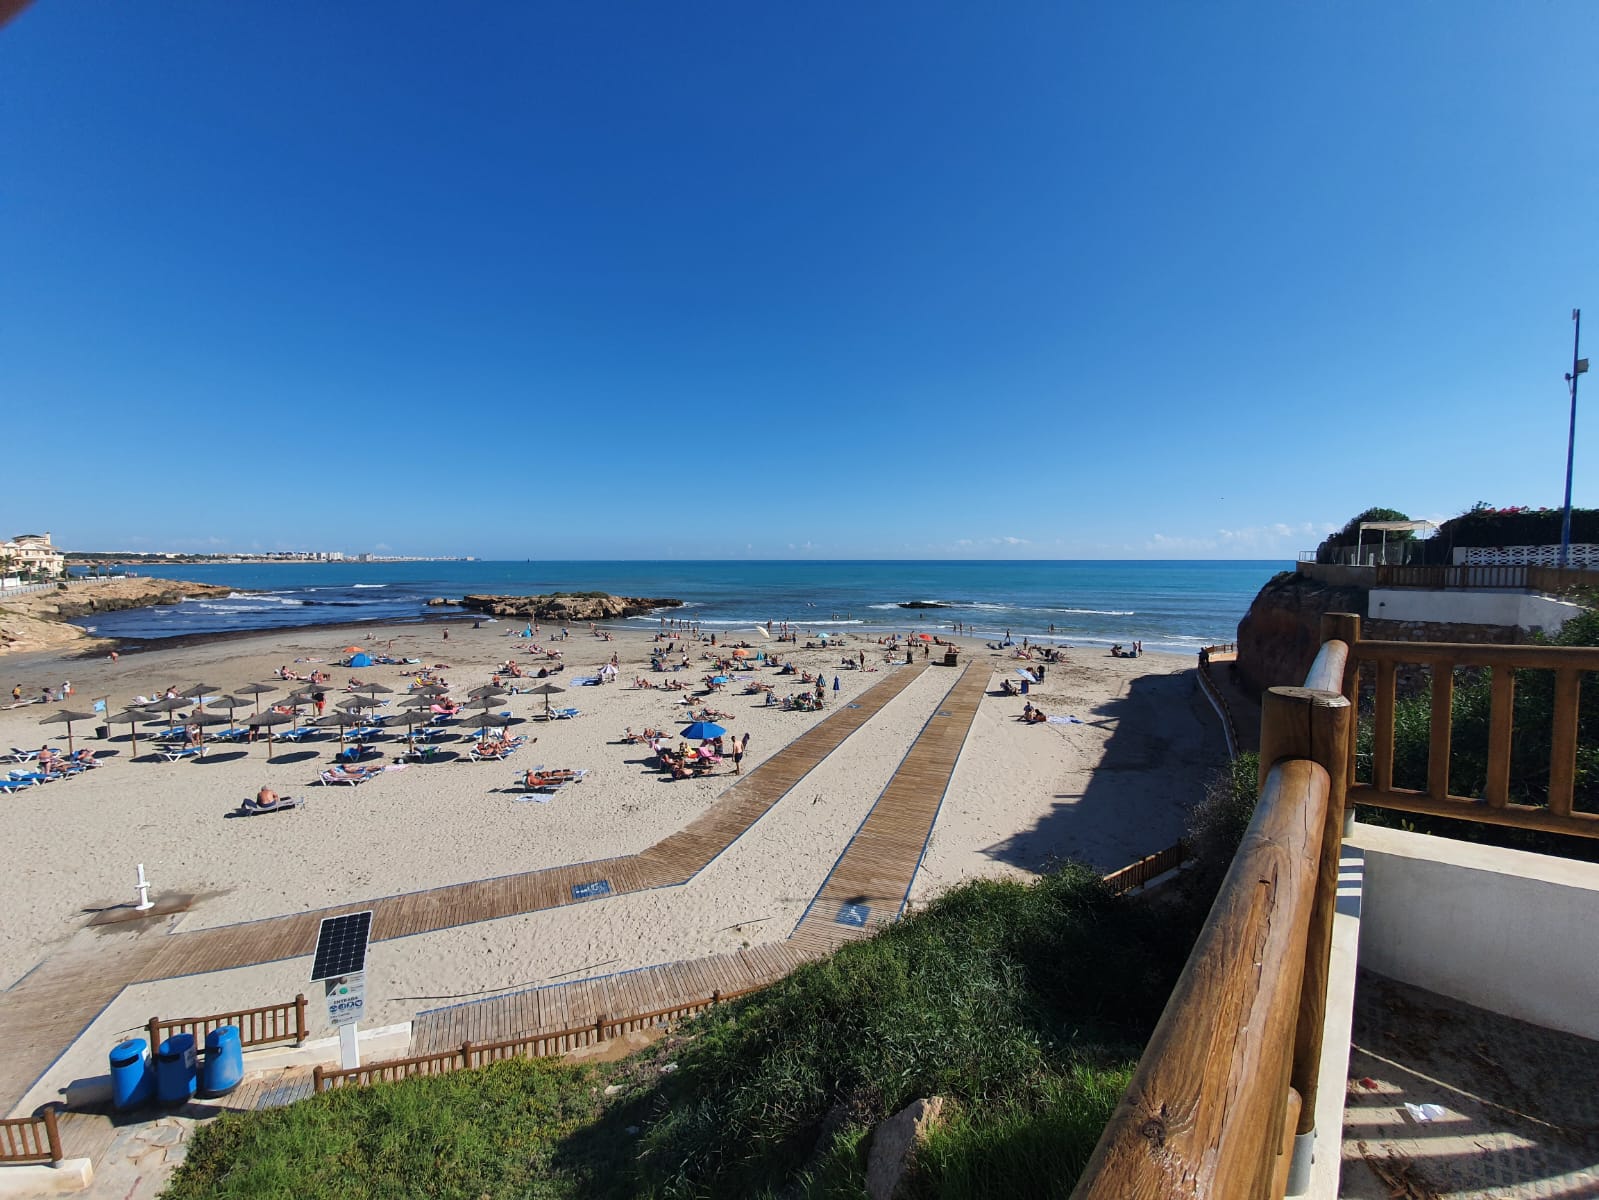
[409,660,987,1052]
[0,664,931,1112]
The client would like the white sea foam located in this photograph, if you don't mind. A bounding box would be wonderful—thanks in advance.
[352,584,386,589]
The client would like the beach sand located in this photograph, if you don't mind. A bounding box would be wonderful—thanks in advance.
[0,617,1225,1111]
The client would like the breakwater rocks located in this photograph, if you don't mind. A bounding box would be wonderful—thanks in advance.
[458,593,683,622]
[0,577,233,655]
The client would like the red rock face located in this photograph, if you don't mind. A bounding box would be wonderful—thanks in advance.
[1236,573,1368,694]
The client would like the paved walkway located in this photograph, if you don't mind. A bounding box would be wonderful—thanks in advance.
[0,663,928,1114]
[408,661,989,1053]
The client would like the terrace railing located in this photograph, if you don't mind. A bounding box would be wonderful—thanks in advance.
[0,1106,63,1165]
[149,994,308,1054]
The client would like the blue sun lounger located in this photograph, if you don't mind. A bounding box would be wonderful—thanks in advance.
[158,744,207,763]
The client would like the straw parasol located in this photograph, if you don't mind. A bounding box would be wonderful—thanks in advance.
[473,712,513,732]
[39,709,97,755]
[526,681,564,716]
[234,682,278,712]
[107,709,150,757]
[246,709,295,758]
[206,695,248,724]
[354,682,394,696]
[466,684,506,699]
[181,683,222,701]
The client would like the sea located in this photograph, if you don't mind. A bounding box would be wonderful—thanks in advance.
[75,561,1284,655]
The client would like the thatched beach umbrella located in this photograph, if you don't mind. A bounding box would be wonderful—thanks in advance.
[234,682,278,712]
[354,682,394,696]
[142,696,192,720]
[473,712,513,734]
[181,683,221,702]
[466,684,506,700]
[526,681,564,717]
[107,709,150,757]
[411,683,449,698]
[207,695,248,727]
[39,709,97,755]
[246,709,295,759]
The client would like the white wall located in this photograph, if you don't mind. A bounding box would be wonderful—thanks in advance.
[1351,824,1599,1041]
[1368,588,1583,634]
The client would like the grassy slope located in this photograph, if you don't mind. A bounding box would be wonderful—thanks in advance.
[163,865,1199,1200]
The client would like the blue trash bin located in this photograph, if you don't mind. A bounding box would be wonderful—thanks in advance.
[155,1033,198,1103]
[1021,680,1029,694]
[110,1038,153,1111]
[200,1026,243,1097]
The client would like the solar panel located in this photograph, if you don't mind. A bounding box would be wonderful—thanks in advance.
[310,911,373,981]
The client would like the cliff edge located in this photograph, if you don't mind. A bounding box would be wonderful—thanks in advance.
[0,578,233,655]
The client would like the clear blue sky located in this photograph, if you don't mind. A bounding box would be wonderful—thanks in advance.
[3,2,1595,560]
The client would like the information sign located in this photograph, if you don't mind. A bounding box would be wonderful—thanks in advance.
[324,972,366,1028]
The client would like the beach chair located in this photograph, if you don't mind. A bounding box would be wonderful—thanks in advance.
[0,778,39,792]
[318,766,377,786]
[238,795,303,815]
[7,747,38,763]
[551,707,581,720]
[512,767,587,792]
[158,744,207,763]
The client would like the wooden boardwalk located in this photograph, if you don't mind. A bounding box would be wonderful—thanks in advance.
[409,660,993,1053]
[0,664,926,1114]
[790,659,989,950]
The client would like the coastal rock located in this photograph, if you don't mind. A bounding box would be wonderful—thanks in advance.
[898,601,949,609]
[1236,572,1368,694]
[0,577,233,656]
[458,593,682,622]
[865,1095,947,1200]
[425,597,457,607]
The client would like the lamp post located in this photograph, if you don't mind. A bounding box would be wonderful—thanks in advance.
[1560,309,1589,567]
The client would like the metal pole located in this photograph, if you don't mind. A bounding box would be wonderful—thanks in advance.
[1560,309,1583,567]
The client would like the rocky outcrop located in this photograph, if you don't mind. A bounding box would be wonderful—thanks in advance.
[457,593,682,622]
[0,578,233,655]
[1235,572,1368,695]
[866,1096,947,1200]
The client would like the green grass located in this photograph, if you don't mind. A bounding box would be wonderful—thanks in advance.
[163,864,1197,1200]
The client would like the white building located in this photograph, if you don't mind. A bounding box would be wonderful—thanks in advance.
[1,532,66,579]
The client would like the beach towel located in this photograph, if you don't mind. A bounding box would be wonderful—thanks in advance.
[570,676,601,686]
[1046,715,1085,725]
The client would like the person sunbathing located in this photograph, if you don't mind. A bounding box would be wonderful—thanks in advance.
[255,786,281,809]
[71,748,98,767]
[1024,708,1047,724]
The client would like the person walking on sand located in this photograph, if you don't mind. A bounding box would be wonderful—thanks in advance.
[732,735,744,774]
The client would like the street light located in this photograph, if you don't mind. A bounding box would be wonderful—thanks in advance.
[1559,309,1589,568]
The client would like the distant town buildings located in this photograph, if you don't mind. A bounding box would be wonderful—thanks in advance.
[1,532,66,579]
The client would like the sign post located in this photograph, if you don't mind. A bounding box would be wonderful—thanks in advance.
[310,911,373,1073]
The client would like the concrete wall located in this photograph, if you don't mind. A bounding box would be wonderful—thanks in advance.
[1368,588,1583,634]
[1350,823,1599,1041]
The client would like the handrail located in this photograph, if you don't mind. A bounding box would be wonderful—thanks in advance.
[1197,647,1240,760]
[1349,628,1599,840]
[1070,758,1331,1199]
[313,985,766,1092]
[1102,842,1187,894]
[0,1106,63,1165]
[149,994,308,1052]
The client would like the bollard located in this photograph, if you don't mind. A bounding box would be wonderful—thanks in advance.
[134,863,154,911]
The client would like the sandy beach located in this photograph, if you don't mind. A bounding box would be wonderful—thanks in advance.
[0,615,1224,1112]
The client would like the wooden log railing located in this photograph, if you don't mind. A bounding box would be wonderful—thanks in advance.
[149,994,308,1053]
[1072,616,1354,1200]
[0,1105,63,1165]
[313,986,764,1093]
[1346,626,1599,840]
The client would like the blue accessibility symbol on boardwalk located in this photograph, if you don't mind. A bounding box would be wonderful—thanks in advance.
[571,880,612,901]
[835,902,870,928]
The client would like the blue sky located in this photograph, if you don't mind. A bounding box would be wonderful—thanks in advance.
[3,2,1595,560]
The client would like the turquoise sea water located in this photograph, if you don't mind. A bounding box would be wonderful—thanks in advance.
[78,560,1284,654]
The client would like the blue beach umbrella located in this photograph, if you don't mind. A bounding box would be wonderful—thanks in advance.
[681,721,726,741]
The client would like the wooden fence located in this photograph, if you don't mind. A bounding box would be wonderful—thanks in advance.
[0,1106,62,1165]
[1347,629,1599,840]
[313,986,765,1093]
[149,994,308,1053]
[1197,645,1241,760]
[1102,842,1187,894]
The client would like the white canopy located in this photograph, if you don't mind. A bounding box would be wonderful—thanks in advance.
[1358,520,1436,533]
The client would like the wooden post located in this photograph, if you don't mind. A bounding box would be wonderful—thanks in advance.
[1258,678,1352,1151]
[595,1014,606,1043]
[312,1064,325,1093]
[294,993,308,1045]
[461,1040,473,1070]
[147,1015,163,1052]
[1272,1089,1302,1200]
[43,1105,63,1165]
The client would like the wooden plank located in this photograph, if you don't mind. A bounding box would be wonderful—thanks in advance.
[1485,666,1515,809]
[1427,663,1454,801]
[1373,659,1396,793]
[1548,668,1581,818]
